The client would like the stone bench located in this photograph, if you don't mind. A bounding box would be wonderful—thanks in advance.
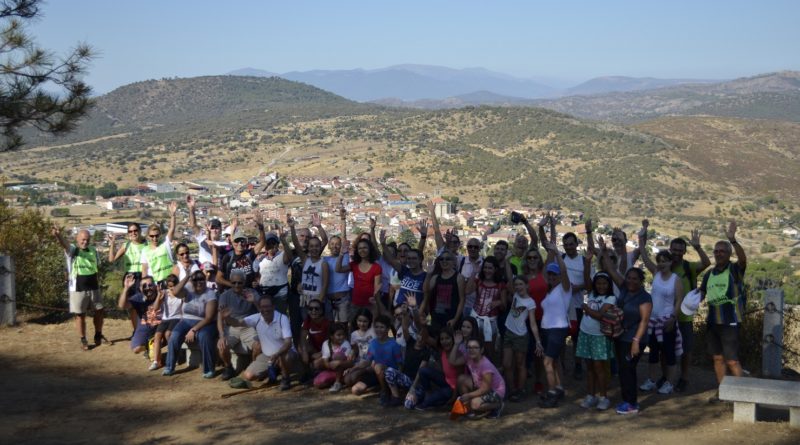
[181,342,249,370]
[719,376,800,428]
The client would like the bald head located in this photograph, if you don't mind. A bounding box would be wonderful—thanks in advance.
[76,230,91,249]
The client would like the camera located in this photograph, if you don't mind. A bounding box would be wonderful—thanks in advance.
[510,211,524,224]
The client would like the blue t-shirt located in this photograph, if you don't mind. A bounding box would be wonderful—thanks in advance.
[394,266,427,306]
[324,254,351,293]
[617,288,652,344]
[128,291,155,320]
[365,337,403,369]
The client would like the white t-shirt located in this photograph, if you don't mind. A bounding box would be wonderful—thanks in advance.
[563,253,587,308]
[321,339,353,360]
[505,293,537,336]
[256,251,290,291]
[181,289,217,321]
[460,256,483,314]
[351,327,376,363]
[301,257,325,298]
[580,293,617,336]
[161,291,184,320]
[541,284,572,329]
[651,272,678,318]
[194,230,229,265]
[244,311,292,356]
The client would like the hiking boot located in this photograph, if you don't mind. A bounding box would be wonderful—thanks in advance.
[580,394,599,409]
[221,366,236,381]
[539,391,559,409]
[329,381,343,393]
[639,378,658,391]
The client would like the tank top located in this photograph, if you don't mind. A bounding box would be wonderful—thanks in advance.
[527,273,548,321]
[301,257,325,298]
[123,241,145,273]
[433,272,460,316]
[472,280,504,317]
[651,272,678,318]
[177,260,201,281]
[258,251,289,287]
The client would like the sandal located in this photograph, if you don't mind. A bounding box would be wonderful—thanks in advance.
[80,337,89,351]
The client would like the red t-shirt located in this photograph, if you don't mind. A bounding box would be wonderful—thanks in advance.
[302,317,330,352]
[350,261,382,307]
[528,273,548,321]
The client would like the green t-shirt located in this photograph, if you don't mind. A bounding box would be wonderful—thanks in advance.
[673,260,702,322]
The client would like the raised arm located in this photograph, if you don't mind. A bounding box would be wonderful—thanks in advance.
[523,214,539,252]
[107,232,126,262]
[288,215,306,262]
[50,224,70,255]
[690,229,711,271]
[598,236,625,288]
[117,273,136,309]
[166,201,178,242]
[171,263,193,295]
[427,201,445,251]
[252,212,266,254]
[584,218,595,259]
[335,239,352,273]
[416,218,428,252]
[638,225,656,275]
[726,220,746,270]
[277,225,294,265]
[312,212,328,252]
[186,195,202,236]
[543,240,570,291]
[379,229,402,271]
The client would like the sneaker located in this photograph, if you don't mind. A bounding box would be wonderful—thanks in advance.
[220,366,236,381]
[539,391,559,409]
[616,402,640,415]
[202,371,216,379]
[639,378,657,391]
[280,378,292,391]
[580,395,599,409]
[656,376,667,389]
[487,400,505,419]
[596,397,611,411]
[148,361,159,371]
[675,378,688,393]
[329,381,343,393]
[658,381,674,394]
[162,368,175,376]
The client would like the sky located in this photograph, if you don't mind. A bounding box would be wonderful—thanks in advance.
[28,0,800,94]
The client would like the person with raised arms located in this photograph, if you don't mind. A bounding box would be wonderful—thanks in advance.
[108,222,146,334]
[141,201,178,285]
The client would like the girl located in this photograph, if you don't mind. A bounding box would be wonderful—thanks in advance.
[576,271,617,410]
[344,308,376,388]
[337,239,383,318]
[538,241,572,408]
[465,256,507,365]
[149,274,185,370]
[457,338,507,419]
[413,327,465,410]
[313,323,354,392]
[503,276,543,402]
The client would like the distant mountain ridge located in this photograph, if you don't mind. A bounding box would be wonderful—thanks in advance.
[564,76,719,96]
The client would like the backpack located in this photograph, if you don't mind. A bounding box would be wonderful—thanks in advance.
[599,306,624,338]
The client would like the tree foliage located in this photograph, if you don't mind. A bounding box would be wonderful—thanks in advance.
[0,0,93,151]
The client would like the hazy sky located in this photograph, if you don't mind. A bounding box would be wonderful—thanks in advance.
[30,0,800,94]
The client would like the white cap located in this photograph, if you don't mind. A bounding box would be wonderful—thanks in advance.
[680,288,703,317]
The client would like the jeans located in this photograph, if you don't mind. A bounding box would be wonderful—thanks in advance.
[166,319,217,374]
[615,340,642,405]
[417,366,453,408]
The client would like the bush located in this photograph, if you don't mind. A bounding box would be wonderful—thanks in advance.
[50,208,70,217]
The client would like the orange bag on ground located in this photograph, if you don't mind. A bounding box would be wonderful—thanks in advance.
[450,398,468,421]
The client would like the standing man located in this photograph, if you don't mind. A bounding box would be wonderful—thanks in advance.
[702,221,747,401]
[52,226,106,350]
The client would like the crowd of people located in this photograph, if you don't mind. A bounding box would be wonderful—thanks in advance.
[52,196,748,418]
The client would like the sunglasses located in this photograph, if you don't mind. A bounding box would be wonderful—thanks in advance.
[233,239,246,244]
[149,234,160,238]
[308,306,322,312]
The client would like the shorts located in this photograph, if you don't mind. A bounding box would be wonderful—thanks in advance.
[540,327,568,359]
[707,324,739,361]
[156,319,180,334]
[678,321,694,355]
[358,369,379,387]
[131,324,156,350]
[314,370,337,387]
[69,289,103,314]
[225,326,258,354]
[480,390,503,404]
[575,331,615,361]
[246,350,297,378]
[502,330,529,353]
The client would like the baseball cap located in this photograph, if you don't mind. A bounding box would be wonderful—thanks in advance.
[545,262,561,275]
[681,288,702,316]
[265,232,279,244]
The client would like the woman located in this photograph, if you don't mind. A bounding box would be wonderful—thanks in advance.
[162,264,219,379]
[141,201,178,284]
[422,252,465,330]
[599,236,653,415]
[336,239,383,318]
[457,338,507,419]
[108,222,147,333]
[172,242,202,281]
[464,256,506,364]
[538,241,572,408]
[523,247,548,394]
[254,229,293,314]
[639,233,683,395]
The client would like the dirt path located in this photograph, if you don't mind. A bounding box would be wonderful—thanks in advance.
[1,318,798,445]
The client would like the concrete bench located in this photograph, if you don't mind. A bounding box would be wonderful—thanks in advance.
[181,343,249,370]
[719,376,800,428]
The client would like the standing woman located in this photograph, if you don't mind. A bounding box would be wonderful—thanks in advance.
[464,256,507,365]
[523,246,548,394]
[336,238,383,318]
[141,201,178,285]
[422,252,465,330]
[598,236,652,415]
[538,241,572,409]
[108,222,147,333]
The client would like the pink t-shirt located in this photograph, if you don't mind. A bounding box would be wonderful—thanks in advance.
[467,356,506,398]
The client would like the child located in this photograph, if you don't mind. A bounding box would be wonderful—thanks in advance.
[502,276,543,402]
[314,323,354,392]
[576,272,617,410]
[348,314,403,406]
[414,326,466,410]
[343,308,376,388]
[457,338,507,419]
[385,306,433,407]
[150,274,184,370]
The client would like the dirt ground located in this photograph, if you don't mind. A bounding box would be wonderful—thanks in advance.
[1,316,798,445]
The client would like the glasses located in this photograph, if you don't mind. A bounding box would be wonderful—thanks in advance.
[149,233,160,238]
[467,245,480,250]
[308,306,322,312]
[233,239,246,244]
[230,281,244,286]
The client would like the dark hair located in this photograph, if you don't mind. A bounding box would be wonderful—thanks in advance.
[512,275,527,287]
[460,316,480,342]
[329,322,347,338]
[128,222,141,231]
[353,239,378,263]
[495,240,509,249]
[174,242,190,256]
[374,314,392,329]
[625,267,646,282]
[354,307,373,325]
[592,272,613,296]
[669,238,687,249]
[398,242,412,251]
[259,294,274,305]
[479,256,502,282]
[655,250,673,263]
[308,236,322,249]
[165,274,179,285]
[437,326,455,350]
[522,247,544,274]
[562,232,578,244]
[406,248,423,261]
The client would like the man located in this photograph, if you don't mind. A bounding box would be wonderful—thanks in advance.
[217,215,267,291]
[118,274,160,356]
[669,229,711,392]
[217,270,259,381]
[288,213,327,342]
[610,227,641,276]
[52,226,106,350]
[560,231,591,380]
[507,213,540,276]
[186,195,233,265]
[701,220,747,401]
[226,295,296,390]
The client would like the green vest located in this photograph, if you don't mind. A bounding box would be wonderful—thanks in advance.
[72,246,98,277]
[144,243,174,282]
[123,241,145,273]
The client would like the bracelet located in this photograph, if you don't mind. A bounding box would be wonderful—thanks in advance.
[632,337,640,342]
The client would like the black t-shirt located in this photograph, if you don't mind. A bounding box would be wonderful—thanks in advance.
[402,337,432,379]
[222,250,257,288]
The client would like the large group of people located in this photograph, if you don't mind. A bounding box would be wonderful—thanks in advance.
[53,196,748,418]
